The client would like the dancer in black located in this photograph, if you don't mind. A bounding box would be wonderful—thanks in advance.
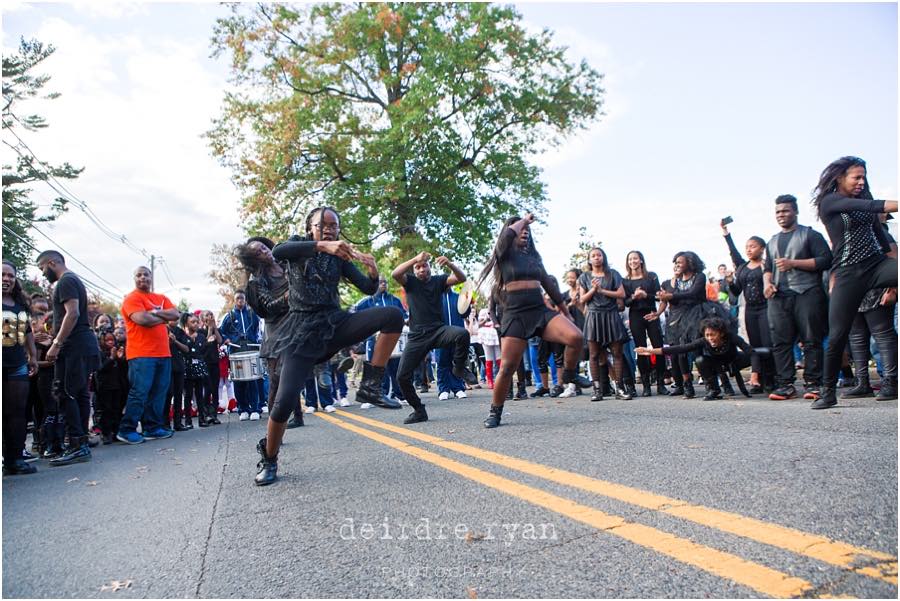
[721,222,776,393]
[810,157,898,409]
[255,207,404,485]
[578,247,630,400]
[622,251,666,396]
[637,317,754,401]
[476,213,583,428]
[391,251,477,424]
[236,236,303,426]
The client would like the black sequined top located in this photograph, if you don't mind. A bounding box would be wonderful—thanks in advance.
[724,234,766,307]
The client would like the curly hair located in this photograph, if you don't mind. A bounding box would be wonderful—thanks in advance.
[812,156,871,219]
[672,251,706,275]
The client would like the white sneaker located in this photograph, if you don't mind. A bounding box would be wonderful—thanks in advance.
[304,406,316,414]
[239,412,250,421]
[338,397,351,407]
[438,392,450,401]
[261,406,269,414]
[323,405,336,413]
[455,390,467,399]
[249,412,260,421]
[359,403,374,409]
[557,383,579,398]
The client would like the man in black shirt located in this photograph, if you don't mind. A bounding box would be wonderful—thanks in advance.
[36,250,101,466]
[392,251,477,424]
[762,195,833,401]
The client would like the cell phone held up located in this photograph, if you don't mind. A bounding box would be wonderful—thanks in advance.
[721,216,734,226]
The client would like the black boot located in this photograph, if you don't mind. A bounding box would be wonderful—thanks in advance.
[683,379,695,399]
[613,381,632,400]
[703,379,723,401]
[876,377,897,401]
[356,362,401,409]
[515,381,528,400]
[506,382,513,401]
[811,386,838,409]
[842,372,874,399]
[590,382,604,402]
[404,407,429,424]
[255,437,278,486]
[49,436,91,467]
[640,375,652,397]
[483,405,503,429]
[657,381,669,396]
[286,411,305,428]
[669,381,684,397]
[452,364,479,386]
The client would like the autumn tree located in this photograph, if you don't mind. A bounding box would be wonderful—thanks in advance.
[208,2,604,268]
[2,38,83,268]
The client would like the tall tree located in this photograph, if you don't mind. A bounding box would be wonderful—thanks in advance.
[208,2,604,267]
[2,38,83,269]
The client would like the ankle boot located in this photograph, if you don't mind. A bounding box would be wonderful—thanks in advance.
[356,362,401,409]
[255,437,278,486]
[683,379,695,399]
[876,376,897,401]
[613,381,632,400]
[403,407,429,424]
[720,375,736,397]
[811,386,838,409]
[842,371,874,399]
[640,375,652,397]
[703,380,723,400]
[590,382,604,402]
[483,405,503,429]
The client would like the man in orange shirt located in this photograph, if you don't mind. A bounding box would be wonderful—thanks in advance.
[117,266,181,444]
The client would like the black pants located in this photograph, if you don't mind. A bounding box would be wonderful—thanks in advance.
[744,303,775,386]
[271,307,404,423]
[767,286,827,387]
[206,361,220,411]
[825,256,898,388]
[53,352,99,441]
[26,373,44,447]
[96,388,125,436]
[37,370,62,451]
[849,305,897,381]
[184,377,209,420]
[166,369,185,424]
[537,339,564,375]
[2,368,29,463]
[629,308,666,384]
[398,325,470,408]
[695,351,751,381]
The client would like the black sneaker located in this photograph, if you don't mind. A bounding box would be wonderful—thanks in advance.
[748,384,764,395]
[841,381,874,399]
[683,380,695,399]
[49,444,91,467]
[286,416,305,429]
[22,449,38,463]
[803,385,821,400]
[515,387,528,400]
[876,379,897,401]
[453,365,479,386]
[337,356,355,374]
[3,459,37,476]
[810,387,837,410]
[549,385,565,398]
[530,386,551,398]
[769,384,797,401]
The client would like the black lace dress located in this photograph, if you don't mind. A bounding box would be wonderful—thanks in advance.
[270,236,378,360]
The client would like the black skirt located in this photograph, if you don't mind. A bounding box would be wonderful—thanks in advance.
[499,289,558,339]
[583,309,629,346]
[269,308,351,360]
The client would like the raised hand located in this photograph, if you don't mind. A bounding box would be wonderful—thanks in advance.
[318,240,355,261]
[435,255,450,267]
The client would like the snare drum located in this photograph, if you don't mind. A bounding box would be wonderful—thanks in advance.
[229,351,264,381]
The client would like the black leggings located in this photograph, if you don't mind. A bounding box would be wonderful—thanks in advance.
[629,309,665,383]
[206,361,220,411]
[695,351,752,381]
[537,339,564,374]
[96,388,125,436]
[849,305,897,381]
[744,303,775,386]
[824,256,898,388]
[2,370,29,463]
[184,377,209,420]
[270,307,404,423]
[167,369,185,422]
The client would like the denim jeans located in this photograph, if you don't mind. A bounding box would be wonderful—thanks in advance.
[234,379,260,414]
[435,347,465,394]
[120,357,171,435]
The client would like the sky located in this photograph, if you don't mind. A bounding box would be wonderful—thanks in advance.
[2,1,897,312]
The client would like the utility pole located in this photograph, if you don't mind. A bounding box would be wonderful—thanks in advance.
[150,254,155,291]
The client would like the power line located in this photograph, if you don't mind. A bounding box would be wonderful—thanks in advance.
[2,200,127,297]
[2,224,123,302]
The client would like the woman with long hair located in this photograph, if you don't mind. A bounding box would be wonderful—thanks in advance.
[181,312,215,427]
[256,206,404,485]
[578,247,630,400]
[476,213,583,428]
[720,223,776,393]
[2,261,39,475]
[198,310,223,420]
[622,251,666,396]
[811,156,898,408]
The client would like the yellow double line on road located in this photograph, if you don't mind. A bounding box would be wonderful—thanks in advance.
[317,410,896,598]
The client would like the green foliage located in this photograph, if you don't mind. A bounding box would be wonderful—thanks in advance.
[566,226,601,273]
[208,2,604,270]
[2,37,83,269]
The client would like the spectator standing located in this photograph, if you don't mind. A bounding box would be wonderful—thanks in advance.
[36,251,101,466]
[436,285,472,400]
[117,266,180,444]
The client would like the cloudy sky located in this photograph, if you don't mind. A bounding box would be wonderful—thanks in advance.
[2,1,897,312]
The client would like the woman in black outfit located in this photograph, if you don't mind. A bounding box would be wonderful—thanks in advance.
[166,320,190,430]
[578,247,630,401]
[476,213,583,427]
[721,223,776,393]
[199,310,223,418]
[811,156,898,409]
[256,206,404,485]
[182,313,216,427]
[95,331,127,443]
[622,251,666,396]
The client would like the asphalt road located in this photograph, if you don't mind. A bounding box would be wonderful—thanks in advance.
[3,386,897,599]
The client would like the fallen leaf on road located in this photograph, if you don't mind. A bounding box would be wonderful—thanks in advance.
[86,481,100,486]
[465,532,486,543]
[447,429,456,434]
[130,475,141,480]
[466,586,478,599]
[67,477,79,483]
[157,447,174,454]
[99,579,133,592]
[135,465,149,473]
[829,411,842,415]
[686,444,703,449]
